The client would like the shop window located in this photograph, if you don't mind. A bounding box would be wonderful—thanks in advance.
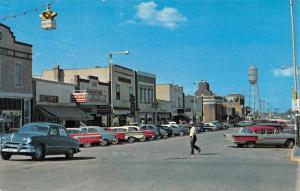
[15,63,22,87]
[116,84,120,100]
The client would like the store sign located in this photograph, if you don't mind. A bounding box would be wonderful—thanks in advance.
[130,95,136,114]
[96,105,112,115]
[39,95,59,103]
[71,92,88,103]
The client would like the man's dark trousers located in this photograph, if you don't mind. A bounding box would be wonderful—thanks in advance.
[190,135,201,155]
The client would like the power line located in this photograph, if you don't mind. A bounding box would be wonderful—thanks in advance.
[0,0,55,21]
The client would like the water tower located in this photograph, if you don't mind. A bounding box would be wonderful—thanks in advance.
[248,66,261,117]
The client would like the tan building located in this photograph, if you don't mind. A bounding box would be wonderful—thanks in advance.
[156,99,172,124]
[156,84,185,122]
[223,93,245,121]
[37,64,136,126]
[202,96,225,122]
[0,23,32,132]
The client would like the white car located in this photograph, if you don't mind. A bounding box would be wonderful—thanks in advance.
[203,123,218,131]
[111,126,146,143]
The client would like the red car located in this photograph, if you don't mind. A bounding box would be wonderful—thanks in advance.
[106,128,126,143]
[67,128,101,147]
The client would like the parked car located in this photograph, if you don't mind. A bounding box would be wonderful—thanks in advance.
[81,126,118,146]
[212,120,223,130]
[194,123,204,133]
[105,128,126,142]
[226,125,295,148]
[134,126,156,141]
[148,124,169,138]
[176,125,189,135]
[235,121,253,127]
[203,123,218,131]
[140,124,160,138]
[67,128,101,147]
[169,125,185,136]
[111,126,146,143]
[156,124,173,137]
[0,122,80,160]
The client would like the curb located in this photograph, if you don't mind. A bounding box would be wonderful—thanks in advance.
[290,147,300,163]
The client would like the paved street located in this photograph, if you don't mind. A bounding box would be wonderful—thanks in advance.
[0,129,299,191]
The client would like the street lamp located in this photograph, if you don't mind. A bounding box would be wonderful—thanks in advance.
[193,82,196,123]
[108,50,129,126]
[290,0,300,146]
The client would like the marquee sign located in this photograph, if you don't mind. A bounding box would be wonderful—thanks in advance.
[71,91,88,103]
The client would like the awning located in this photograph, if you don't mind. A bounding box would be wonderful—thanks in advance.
[175,113,192,121]
[39,105,94,121]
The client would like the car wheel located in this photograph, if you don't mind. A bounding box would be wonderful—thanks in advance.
[140,137,146,142]
[112,139,119,145]
[179,131,184,136]
[65,148,74,159]
[1,152,12,160]
[83,143,92,148]
[285,140,294,148]
[237,144,244,148]
[149,136,155,141]
[128,137,135,143]
[171,132,175,137]
[100,139,108,146]
[31,144,45,161]
[246,142,255,148]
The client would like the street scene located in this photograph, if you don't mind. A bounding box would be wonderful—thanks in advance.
[1,0,300,191]
[0,128,298,191]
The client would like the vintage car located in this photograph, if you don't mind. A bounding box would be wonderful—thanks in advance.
[202,123,218,132]
[156,124,174,137]
[225,125,295,148]
[81,126,118,146]
[140,124,168,139]
[111,126,146,143]
[67,128,101,147]
[134,126,156,140]
[0,122,80,160]
[235,121,253,127]
[169,125,186,136]
[105,128,126,142]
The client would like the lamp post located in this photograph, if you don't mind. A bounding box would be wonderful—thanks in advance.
[193,82,196,123]
[108,50,129,126]
[290,0,300,146]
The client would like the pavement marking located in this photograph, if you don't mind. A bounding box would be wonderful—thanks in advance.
[290,148,300,163]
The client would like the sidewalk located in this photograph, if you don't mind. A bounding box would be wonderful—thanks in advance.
[290,146,300,163]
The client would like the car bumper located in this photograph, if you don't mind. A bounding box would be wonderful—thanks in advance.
[0,142,36,154]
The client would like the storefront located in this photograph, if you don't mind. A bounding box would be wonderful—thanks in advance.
[32,78,93,127]
[73,75,110,126]
[0,24,33,132]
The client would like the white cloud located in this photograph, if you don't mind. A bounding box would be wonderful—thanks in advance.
[136,1,187,29]
[272,66,294,77]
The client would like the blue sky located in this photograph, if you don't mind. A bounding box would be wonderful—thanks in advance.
[0,0,299,112]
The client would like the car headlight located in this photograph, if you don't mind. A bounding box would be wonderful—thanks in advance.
[25,137,32,144]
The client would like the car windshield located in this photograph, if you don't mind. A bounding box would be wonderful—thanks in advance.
[67,129,81,134]
[18,124,49,135]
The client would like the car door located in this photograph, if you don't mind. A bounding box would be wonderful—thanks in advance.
[58,126,71,153]
[48,125,66,154]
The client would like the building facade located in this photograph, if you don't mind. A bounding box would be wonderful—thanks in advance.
[0,24,32,133]
[73,75,110,126]
[32,78,92,127]
[37,64,136,126]
[156,84,185,122]
[184,95,203,123]
[223,93,245,122]
[135,71,156,124]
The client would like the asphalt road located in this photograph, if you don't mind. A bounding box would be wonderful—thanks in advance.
[0,128,299,191]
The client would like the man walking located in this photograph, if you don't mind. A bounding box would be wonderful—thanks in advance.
[190,126,201,155]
